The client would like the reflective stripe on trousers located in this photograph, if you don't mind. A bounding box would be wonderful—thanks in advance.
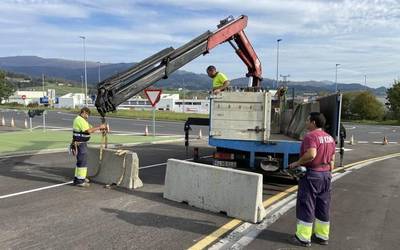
[296,219,313,242]
[314,218,330,240]
[295,219,330,242]
[296,170,332,241]
[74,142,88,184]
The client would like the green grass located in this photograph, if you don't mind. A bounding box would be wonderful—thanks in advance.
[0,104,208,121]
[0,130,179,154]
[21,82,84,96]
[105,109,208,121]
[343,119,400,126]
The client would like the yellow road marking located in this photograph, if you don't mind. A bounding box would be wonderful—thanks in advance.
[188,152,400,250]
[262,185,298,208]
[188,219,242,250]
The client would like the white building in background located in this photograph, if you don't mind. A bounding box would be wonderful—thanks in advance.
[55,93,85,109]
[7,91,46,105]
[119,93,210,114]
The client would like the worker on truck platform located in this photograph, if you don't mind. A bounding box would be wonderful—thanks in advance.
[288,112,336,247]
[206,65,230,94]
[71,107,106,187]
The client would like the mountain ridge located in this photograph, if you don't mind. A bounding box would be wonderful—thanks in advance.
[0,56,387,95]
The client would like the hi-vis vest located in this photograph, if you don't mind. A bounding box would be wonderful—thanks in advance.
[212,72,228,88]
[72,115,91,142]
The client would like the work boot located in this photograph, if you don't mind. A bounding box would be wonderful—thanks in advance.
[312,234,329,245]
[76,182,90,188]
[288,235,311,247]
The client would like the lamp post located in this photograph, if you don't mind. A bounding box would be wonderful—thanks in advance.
[97,61,101,83]
[80,75,84,95]
[335,63,340,92]
[280,74,290,86]
[276,38,282,89]
[364,74,367,90]
[79,36,88,105]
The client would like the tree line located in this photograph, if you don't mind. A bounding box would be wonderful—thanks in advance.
[1,69,400,122]
[341,80,400,121]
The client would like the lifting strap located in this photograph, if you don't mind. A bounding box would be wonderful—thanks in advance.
[89,117,108,178]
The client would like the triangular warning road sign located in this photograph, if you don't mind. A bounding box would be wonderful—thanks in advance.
[144,89,162,107]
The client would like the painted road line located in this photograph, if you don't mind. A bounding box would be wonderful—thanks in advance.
[335,148,352,152]
[0,148,68,159]
[0,138,185,159]
[188,219,243,250]
[140,155,213,170]
[191,152,400,250]
[358,141,369,144]
[0,181,74,199]
[0,155,213,199]
[208,153,400,249]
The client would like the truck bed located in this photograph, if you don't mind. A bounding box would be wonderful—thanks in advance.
[269,133,300,142]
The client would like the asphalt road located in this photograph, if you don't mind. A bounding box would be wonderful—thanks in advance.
[0,109,206,136]
[1,137,400,249]
[344,123,400,144]
[1,108,399,143]
[240,155,400,250]
[1,107,400,249]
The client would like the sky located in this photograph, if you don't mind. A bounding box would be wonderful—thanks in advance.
[0,0,399,88]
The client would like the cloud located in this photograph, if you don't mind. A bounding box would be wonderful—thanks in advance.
[0,0,399,87]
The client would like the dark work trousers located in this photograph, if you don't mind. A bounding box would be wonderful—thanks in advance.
[296,170,332,223]
[73,142,88,184]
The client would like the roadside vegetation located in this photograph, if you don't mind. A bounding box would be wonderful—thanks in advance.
[2,70,399,124]
[0,103,208,121]
[342,80,400,125]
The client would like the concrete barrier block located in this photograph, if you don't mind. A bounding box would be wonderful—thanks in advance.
[163,159,266,223]
[87,147,143,189]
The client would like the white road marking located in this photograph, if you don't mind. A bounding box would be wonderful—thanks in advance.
[139,155,212,170]
[336,148,352,152]
[358,141,369,144]
[0,155,213,199]
[0,181,73,199]
[0,149,67,159]
[368,131,382,134]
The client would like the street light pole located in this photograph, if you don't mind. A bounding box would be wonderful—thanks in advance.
[280,74,290,86]
[80,75,84,95]
[97,61,101,83]
[335,63,340,92]
[42,73,45,96]
[79,36,88,105]
[364,74,367,90]
[276,39,282,89]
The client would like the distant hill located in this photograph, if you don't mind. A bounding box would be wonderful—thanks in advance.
[0,56,387,95]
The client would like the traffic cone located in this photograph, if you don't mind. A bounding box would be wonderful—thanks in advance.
[24,118,28,129]
[198,129,203,139]
[349,134,355,145]
[1,116,4,126]
[144,125,149,136]
[10,117,15,127]
[383,136,388,145]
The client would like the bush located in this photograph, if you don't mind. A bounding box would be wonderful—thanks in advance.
[27,102,39,108]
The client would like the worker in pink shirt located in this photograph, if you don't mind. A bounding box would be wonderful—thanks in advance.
[288,112,336,247]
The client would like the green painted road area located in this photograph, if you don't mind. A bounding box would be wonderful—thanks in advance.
[0,130,180,154]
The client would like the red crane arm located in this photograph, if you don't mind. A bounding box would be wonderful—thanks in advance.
[207,15,262,87]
